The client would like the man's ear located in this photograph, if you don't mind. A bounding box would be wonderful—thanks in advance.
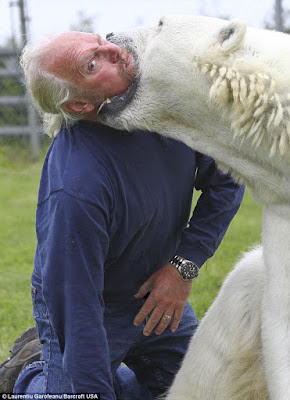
[62,101,95,114]
[213,20,247,53]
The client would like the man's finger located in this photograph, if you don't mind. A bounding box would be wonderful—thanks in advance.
[154,310,174,336]
[142,307,164,336]
[170,307,183,332]
[133,298,155,326]
[134,280,152,299]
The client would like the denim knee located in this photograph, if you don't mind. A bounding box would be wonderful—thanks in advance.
[14,361,45,394]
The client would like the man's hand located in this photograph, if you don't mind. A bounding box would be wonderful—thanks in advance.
[133,263,193,336]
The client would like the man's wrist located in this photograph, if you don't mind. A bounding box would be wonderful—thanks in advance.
[170,255,199,281]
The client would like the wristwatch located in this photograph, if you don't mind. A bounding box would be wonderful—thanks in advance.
[170,255,199,281]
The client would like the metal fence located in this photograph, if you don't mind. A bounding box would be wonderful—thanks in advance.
[0,47,41,158]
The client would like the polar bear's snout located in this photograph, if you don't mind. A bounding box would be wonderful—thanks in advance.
[106,32,114,40]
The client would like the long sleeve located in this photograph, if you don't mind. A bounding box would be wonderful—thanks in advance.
[35,189,115,398]
[176,153,245,267]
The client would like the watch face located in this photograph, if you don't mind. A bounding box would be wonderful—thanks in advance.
[180,262,199,280]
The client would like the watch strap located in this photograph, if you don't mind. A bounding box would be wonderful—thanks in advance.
[170,255,199,281]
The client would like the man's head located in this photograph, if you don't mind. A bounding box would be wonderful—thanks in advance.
[21,31,137,136]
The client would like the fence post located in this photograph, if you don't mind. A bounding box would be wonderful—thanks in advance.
[27,96,40,160]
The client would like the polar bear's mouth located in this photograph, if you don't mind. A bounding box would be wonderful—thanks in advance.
[98,37,140,122]
[97,77,139,121]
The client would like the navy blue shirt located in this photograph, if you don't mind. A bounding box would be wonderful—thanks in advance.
[34,121,244,395]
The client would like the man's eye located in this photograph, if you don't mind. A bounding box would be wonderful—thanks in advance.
[89,59,96,71]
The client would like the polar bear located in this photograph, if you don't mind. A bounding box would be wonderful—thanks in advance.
[163,246,267,400]
[97,16,290,400]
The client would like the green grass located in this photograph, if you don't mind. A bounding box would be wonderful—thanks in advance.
[0,143,263,359]
[190,188,262,319]
[0,144,46,358]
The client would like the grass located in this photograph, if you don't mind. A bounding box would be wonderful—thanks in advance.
[0,143,46,358]
[190,188,262,319]
[0,143,263,359]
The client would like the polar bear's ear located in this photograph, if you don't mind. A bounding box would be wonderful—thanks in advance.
[214,20,247,53]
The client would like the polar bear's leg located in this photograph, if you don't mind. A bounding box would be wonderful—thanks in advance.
[262,205,290,400]
[165,247,267,400]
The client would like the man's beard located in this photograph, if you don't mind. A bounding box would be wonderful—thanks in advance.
[119,49,137,86]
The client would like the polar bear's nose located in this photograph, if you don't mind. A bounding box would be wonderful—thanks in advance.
[106,32,114,40]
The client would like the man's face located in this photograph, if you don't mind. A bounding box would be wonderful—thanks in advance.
[44,31,137,101]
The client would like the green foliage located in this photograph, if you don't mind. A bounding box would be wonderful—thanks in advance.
[1,77,25,95]
[0,53,26,127]
[0,148,262,358]
[0,106,28,126]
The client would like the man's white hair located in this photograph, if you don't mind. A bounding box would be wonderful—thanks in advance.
[20,36,102,138]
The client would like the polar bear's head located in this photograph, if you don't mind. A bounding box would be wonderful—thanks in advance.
[98,15,290,158]
[98,15,246,127]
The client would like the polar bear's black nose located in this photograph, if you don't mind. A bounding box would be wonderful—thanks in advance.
[106,32,114,40]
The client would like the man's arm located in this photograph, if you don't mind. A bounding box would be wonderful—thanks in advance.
[37,190,115,398]
[177,153,245,265]
[134,153,245,336]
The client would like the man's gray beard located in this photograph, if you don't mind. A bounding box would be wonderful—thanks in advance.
[119,60,136,86]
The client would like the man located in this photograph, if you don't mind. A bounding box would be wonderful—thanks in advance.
[0,32,244,398]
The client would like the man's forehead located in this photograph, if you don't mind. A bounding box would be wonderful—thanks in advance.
[57,31,99,43]
[43,32,98,74]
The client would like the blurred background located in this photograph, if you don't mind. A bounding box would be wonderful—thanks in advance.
[0,0,279,354]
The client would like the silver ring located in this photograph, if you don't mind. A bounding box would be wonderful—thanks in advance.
[163,314,171,319]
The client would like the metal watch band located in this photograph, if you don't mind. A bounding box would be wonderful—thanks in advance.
[170,255,199,281]
[170,255,184,269]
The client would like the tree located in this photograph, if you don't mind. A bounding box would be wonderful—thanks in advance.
[69,10,96,33]
[264,0,290,33]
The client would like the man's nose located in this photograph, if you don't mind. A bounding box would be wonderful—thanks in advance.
[99,42,121,63]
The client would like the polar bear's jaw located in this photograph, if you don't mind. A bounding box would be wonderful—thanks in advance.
[196,58,290,157]
[98,78,140,118]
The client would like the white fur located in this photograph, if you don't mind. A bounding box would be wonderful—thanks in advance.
[164,247,268,400]
[100,16,290,400]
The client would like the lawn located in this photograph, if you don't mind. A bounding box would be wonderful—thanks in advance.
[0,143,262,360]
[189,188,262,318]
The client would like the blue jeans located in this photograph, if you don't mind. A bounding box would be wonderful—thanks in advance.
[14,270,198,399]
